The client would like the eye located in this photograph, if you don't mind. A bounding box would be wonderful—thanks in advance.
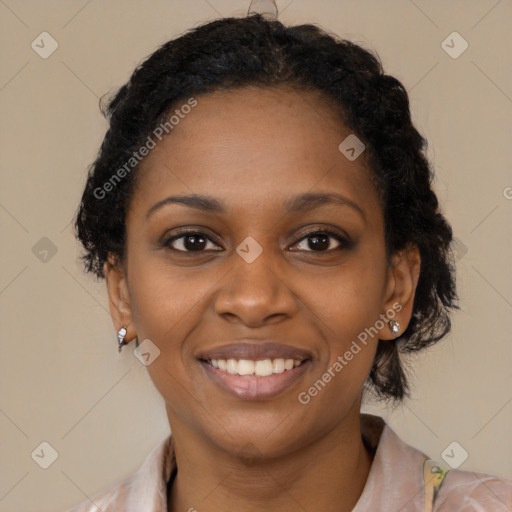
[164,231,222,252]
[290,230,349,252]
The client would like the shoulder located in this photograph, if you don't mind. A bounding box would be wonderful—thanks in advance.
[62,434,174,512]
[359,414,512,511]
[63,475,134,511]
[435,468,512,511]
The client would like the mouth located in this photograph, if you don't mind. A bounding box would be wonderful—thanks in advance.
[197,342,313,400]
[201,357,306,376]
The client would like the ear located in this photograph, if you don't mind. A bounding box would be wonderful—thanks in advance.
[104,254,137,345]
[378,243,421,341]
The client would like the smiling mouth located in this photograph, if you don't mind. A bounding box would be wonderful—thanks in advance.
[197,341,313,399]
[201,358,307,377]
[199,357,312,400]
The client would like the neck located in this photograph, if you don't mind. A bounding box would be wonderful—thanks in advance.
[166,407,374,512]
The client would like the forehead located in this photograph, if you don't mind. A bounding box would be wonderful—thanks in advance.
[129,86,381,223]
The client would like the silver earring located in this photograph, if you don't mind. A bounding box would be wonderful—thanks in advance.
[117,327,128,353]
[388,320,400,337]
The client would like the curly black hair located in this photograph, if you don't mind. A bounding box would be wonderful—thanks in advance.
[74,13,458,403]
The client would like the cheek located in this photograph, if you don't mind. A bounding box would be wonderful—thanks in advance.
[297,292,380,423]
[301,248,386,392]
[127,253,211,340]
[126,250,222,349]
[128,266,213,424]
[126,259,213,392]
[309,250,387,347]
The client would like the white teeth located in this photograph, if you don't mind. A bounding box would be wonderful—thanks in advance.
[226,358,238,374]
[238,359,255,375]
[207,357,305,376]
[255,359,273,376]
[273,358,284,373]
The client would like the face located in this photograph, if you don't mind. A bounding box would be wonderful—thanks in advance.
[106,86,419,457]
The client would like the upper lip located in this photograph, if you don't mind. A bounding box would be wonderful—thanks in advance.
[197,342,313,362]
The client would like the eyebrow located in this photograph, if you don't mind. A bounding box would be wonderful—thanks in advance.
[145,192,365,221]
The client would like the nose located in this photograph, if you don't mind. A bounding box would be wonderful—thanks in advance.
[213,246,298,328]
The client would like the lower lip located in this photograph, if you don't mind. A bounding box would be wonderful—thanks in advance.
[200,360,311,400]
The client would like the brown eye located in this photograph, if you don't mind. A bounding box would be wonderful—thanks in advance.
[291,230,348,252]
[165,231,221,252]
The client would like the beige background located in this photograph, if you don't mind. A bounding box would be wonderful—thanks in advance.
[1,1,511,511]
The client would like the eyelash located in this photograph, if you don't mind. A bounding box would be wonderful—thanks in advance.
[163,228,351,254]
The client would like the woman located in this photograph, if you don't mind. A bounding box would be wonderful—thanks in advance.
[68,13,511,512]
